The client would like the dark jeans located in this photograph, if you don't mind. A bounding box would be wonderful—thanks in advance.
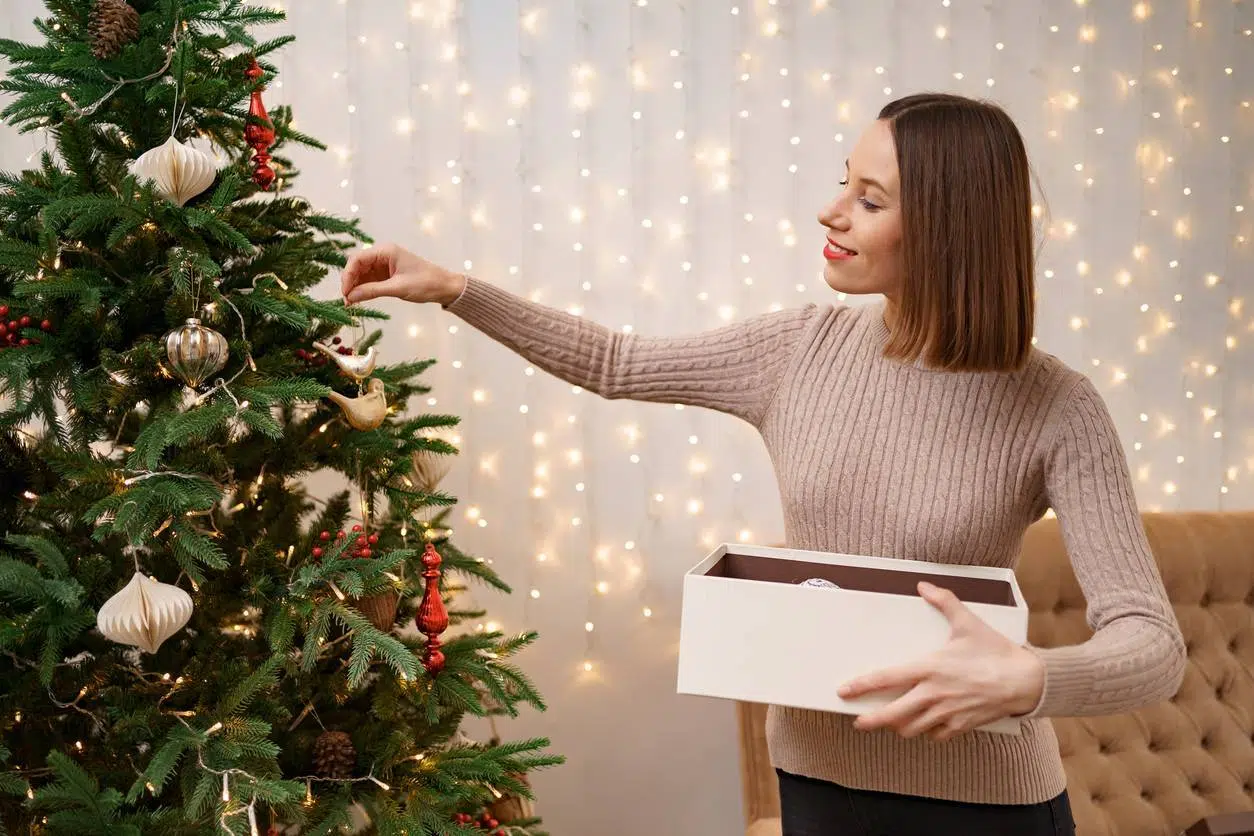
[777,769,1076,836]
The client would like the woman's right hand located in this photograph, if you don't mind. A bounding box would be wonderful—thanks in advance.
[341,243,466,306]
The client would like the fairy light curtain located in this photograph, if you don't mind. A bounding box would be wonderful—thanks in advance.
[2,1,1249,833]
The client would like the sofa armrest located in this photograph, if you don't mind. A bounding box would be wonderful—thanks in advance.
[736,702,779,826]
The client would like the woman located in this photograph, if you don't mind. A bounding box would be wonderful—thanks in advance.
[342,92,1186,836]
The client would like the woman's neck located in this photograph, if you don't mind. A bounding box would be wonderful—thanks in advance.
[883,295,899,331]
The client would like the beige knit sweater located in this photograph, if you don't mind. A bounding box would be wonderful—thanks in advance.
[443,276,1187,805]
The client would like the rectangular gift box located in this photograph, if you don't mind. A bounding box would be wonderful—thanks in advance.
[676,543,1029,735]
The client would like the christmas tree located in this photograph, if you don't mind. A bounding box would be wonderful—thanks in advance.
[0,2,561,834]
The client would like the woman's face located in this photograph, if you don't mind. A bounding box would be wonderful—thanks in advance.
[817,119,904,302]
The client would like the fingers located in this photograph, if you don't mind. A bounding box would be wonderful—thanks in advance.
[898,702,953,739]
[839,663,926,700]
[929,718,967,743]
[345,275,409,305]
[918,581,972,628]
[853,684,938,733]
[342,244,395,298]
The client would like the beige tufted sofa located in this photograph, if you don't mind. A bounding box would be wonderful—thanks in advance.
[737,512,1254,836]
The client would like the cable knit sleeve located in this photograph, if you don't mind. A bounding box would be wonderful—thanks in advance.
[1023,376,1187,718]
[442,275,820,428]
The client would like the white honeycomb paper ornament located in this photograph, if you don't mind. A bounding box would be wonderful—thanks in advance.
[130,136,218,206]
[96,571,193,653]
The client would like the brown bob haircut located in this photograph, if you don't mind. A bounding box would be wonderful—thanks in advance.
[877,93,1036,372]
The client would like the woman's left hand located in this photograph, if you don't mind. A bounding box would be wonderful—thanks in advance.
[837,581,1045,741]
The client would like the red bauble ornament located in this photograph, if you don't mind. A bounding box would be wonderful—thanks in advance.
[416,543,449,674]
[244,57,276,190]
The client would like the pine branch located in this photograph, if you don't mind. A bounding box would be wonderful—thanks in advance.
[330,602,419,687]
[216,655,282,717]
[4,533,70,577]
[31,752,140,836]
[126,724,200,802]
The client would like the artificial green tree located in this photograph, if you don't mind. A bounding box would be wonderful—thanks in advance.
[0,1,561,833]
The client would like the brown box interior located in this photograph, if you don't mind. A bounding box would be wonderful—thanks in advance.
[705,552,1017,607]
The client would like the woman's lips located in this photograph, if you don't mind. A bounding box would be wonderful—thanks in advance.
[824,240,856,260]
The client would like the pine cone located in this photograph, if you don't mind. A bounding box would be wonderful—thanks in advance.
[312,730,356,779]
[89,0,140,59]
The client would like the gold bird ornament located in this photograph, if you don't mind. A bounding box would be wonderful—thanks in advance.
[326,378,387,431]
[313,342,377,380]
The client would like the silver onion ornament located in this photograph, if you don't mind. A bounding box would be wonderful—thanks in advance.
[163,318,228,388]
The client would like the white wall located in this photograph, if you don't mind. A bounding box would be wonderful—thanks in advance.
[3,1,1252,834]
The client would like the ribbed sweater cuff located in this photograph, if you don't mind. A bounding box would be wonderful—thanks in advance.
[1022,645,1095,719]
[442,273,477,311]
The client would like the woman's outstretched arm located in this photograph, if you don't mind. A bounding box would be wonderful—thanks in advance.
[343,243,822,428]
[443,275,819,427]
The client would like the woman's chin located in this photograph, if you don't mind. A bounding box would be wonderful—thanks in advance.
[822,263,878,296]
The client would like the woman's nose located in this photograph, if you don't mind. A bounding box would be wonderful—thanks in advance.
[818,197,850,230]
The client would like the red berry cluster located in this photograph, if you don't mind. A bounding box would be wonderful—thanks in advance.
[0,304,51,349]
[452,811,504,835]
[294,336,355,369]
[311,524,378,560]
